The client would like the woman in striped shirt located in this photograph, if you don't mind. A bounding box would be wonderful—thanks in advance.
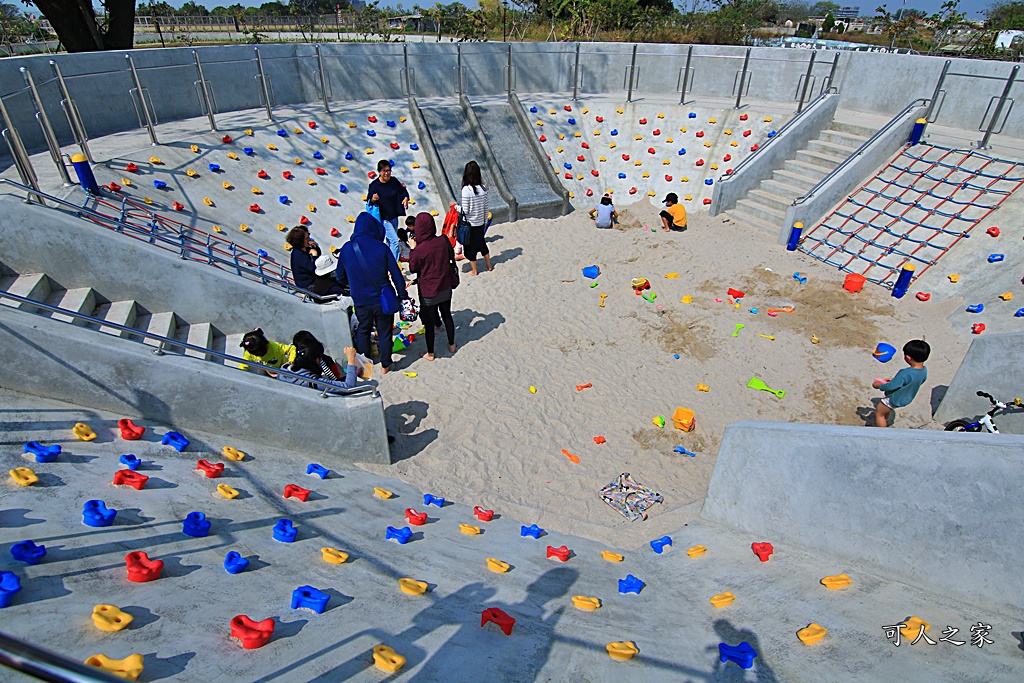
[459,160,491,276]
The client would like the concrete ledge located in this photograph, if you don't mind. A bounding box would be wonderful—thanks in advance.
[0,306,389,465]
[710,92,839,216]
[701,420,1024,609]
[780,103,928,244]
[934,331,1024,434]
[508,91,571,215]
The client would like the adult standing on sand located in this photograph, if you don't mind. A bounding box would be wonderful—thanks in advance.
[367,159,409,264]
[459,160,491,276]
[409,212,457,361]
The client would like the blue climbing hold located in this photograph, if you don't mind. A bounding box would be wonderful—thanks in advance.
[10,540,46,565]
[306,463,329,479]
[988,253,1005,263]
[345,151,353,160]
[291,585,330,614]
[0,571,22,608]
[529,106,538,113]
[767,130,777,138]
[273,519,297,543]
[338,184,347,193]
[719,642,758,670]
[120,454,141,471]
[367,130,376,137]
[243,147,254,155]
[182,512,211,538]
[1016,308,1024,317]
[750,308,759,314]
[673,354,680,359]
[674,446,696,457]
[82,500,116,528]
[224,551,249,574]
[313,151,323,159]
[688,112,697,118]
[705,178,714,185]
[410,143,419,151]
[520,524,544,539]
[564,163,572,170]
[279,195,290,204]
[617,172,627,179]
[423,493,445,507]
[161,431,189,452]
[257,249,269,258]
[153,180,167,189]
[568,118,576,125]
[208,163,220,172]
[386,120,396,128]
[389,159,396,168]
[610,129,618,136]
[417,181,426,190]
[966,303,984,313]
[386,525,413,544]
[24,442,60,463]
[277,129,287,137]
[649,535,673,554]
[618,574,645,594]
[678,148,686,155]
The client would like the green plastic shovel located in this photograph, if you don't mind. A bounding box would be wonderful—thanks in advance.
[747,376,785,399]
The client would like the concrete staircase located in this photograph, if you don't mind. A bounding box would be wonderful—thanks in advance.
[727,120,875,235]
[0,269,243,367]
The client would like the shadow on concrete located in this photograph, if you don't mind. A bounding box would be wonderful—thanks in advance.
[707,619,778,682]
[122,605,161,630]
[273,617,309,640]
[930,384,949,416]
[159,555,203,579]
[0,508,46,529]
[16,573,71,605]
[143,651,196,681]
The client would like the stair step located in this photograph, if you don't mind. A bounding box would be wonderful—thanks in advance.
[145,311,178,351]
[45,287,97,326]
[829,120,877,138]
[806,139,857,159]
[783,159,830,181]
[795,148,847,170]
[224,333,247,369]
[748,189,793,213]
[762,178,808,200]
[772,168,818,192]
[736,197,786,223]
[185,322,214,360]
[0,273,51,313]
[727,207,783,237]
[817,129,869,149]
[98,300,139,338]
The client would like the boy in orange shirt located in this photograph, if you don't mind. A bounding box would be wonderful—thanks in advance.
[659,192,687,232]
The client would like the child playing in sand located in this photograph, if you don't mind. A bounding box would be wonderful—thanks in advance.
[659,193,687,232]
[871,339,930,427]
[589,193,618,229]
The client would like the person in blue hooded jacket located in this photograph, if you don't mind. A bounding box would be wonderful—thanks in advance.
[335,212,409,374]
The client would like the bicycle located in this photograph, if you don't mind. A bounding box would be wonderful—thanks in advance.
[943,391,1023,433]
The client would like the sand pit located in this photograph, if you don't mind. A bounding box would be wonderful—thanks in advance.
[362,203,968,548]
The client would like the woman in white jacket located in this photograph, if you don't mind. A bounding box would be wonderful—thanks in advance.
[459,160,491,276]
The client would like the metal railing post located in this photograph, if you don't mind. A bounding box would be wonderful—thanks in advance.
[193,50,217,131]
[735,48,751,109]
[626,44,637,102]
[506,43,513,94]
[456,43,463,96]
[572,43,580,101]
[254,47,274,121]
[680,45,693,105]
[49,60,93,163]
[20,66,71,186]
[315,44,330,113]
[403,43,414,96]
[825,52,840,91]
[125,54,157,145]
[925,59,950,122]
[796,50,816,114]
[0,97,41,201]
[978,64,1018,149]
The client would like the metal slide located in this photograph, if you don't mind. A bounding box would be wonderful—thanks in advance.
[418,104,511,222]
[472,101,566,219]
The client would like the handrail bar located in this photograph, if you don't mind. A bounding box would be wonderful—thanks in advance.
[718,87,837,182]
[0,289,377,399]
[0,629,124,683]
[0,179,326,302]
[791,98,930,207]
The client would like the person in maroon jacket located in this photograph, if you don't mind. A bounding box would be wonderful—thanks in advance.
[409,212,457,360]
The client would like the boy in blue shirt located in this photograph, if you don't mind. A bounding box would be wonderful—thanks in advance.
[872,339,930,427]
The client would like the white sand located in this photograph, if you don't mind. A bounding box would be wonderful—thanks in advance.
[361,204,968,548]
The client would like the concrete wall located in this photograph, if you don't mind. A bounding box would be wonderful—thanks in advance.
[934,331,1024,434]
[710,92,838,216]
[701,420,1024,610]
[0,306,389,464]
[780,102,929,244]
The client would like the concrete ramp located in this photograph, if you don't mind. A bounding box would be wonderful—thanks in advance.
[418,101,510,222]
[934,331,1024,434]
[702,420,1024,610]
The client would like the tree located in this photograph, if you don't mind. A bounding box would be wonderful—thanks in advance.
[875,3,919,48]
[821,10,834,29]
[177,1,210,15]
[259,1,289,13]
[810,0,838,14]
[27,0,136,51]
[986,0,1024,29]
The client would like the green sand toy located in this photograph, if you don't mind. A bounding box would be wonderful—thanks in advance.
[747,376,785,399]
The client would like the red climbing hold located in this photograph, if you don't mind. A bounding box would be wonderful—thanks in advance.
[330,228,340,237]
[222,135,233,144]
[593,435,606,444]
[564,105,572,111]
[258,170,269,179]
[665,175,672,181]
[473,506,494,521]
[283,484,311,502]
[987,226,1000,237]
[723,154,732,162]
[564,173,573,179]
[628,187,637,195]
[299,216,310,225]
[595,116,604,123]
[751,542,774,562]
[196,459,225,478]
[726,168,734,175]
[118,419,145,440]
[328,198,339,206]
[172,202,185,212]
[742,130,751,137]
[916,292,931,301]
[539,135,547,142]
[622,154,630,161]
[546,545,571,562]
[577,155,585,162]
[695,159,705,166]
[230,615,275,649]
[282,171,293,180]
[638,118,647,125]
[368,171,377,179]
[653,129,661,136]
[405,508,428,525]
[586,188,594,197]
[581,142,589,149]
[703,198,712,205]
[696,131,704,138]
[249,204,261,213]
[113,470,149,490]
[390,143,399,150]
[591,170,599,177]
[751,144,759,152]
[367,115,377,123]
[125,162,139,173]
[125,551,164,582]
[308,121,317,128]
[972,323,986,334]
[315,168,327,175]
[648,147,656,154]
[481,608,515,636]
[107,182,122,192]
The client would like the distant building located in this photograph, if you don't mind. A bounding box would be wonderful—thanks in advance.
[834,6,861,19]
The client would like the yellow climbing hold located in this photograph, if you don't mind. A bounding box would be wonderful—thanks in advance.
[10,467,38,486]
[568,192,575,199]
[245,128,253,136]
[581,107,589,114]
[411,162,420,169]
[294,157,302,164]
[121,178,132,186]
[143,197,153,204]
[798,624,827,645]
[949,273,960,282]
[821,573,852,590]
[307,178,316,185]
[430,210,439,216]
[536,120,544,127]
[283,243,291,250]
[680,126,687,133]
[398,578,428,595]
[709,117,717,124]
[347,216,356,223]
[657,112,665,119]
[686,544,707,557]
[321,547,349,564]
[901,617,929,640]
[373,645,406,673]
[601,550,624,562]
[293,127,303,134]
[212,225,222,233]
[91,604,133,632]
[681,176,689,182]
[725,129,732,135]
[83,654,144,681]
[267,144,277,150]
[365,148,374,154]
[321,136,329,143]
[186,169,197,177]
[662,159,671,165]
[1000,291,1013,300]
[558,133,565,140]
[222,446,245,461]
[190,144,200,153]
[616,108,624,114]
[593,130,601,135]
[764,116,772,122]
[684,194,693,201]
[399,116,407,122]
[576,174,583,181]
[203,197,214,206]
[222,181,233,189]
[277,223,287,231]
[340,166,348,173]
[642,172,650,178]
[704,141,712,147]
[227,152,238,160]
[666,137,674,143]
[609,142,617,149]
[549,109,557,115]
[710,163,719,170]
[73,422,97,441]
[149,156,162,164]
[606,642,639,661]
[251,187,262,194]
[571,596,601,611]
[634,160,642,167]
[556,147,564,153]
[486,558,510,573]
[710,591,735,608]
[459,523,481,535]
[373,486,392,499]
[599,156,607,162]
[239,224,250,232]
[665,273,680,279]
[348,121,356,128]
[730,140,739,147]
[635,135,643,141]
[647,190,656,197]
[216,483,239,499]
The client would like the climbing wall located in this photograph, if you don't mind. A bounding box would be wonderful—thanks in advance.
[81,101,440,271]
[522,100,785,212]
[799,143,1024,288]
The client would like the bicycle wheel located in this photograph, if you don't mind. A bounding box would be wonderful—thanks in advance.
[944,420,979,432]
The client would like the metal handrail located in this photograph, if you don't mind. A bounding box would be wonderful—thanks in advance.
[0,178,328,303]
[718,87,837,182]
[0,289,377,399]
[791,98,930,207]
[0,630,124,683]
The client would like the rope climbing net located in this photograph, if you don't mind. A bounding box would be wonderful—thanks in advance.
[799,143,1024,288]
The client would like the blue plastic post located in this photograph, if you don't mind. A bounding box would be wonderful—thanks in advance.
[71,154,99,195]
[891,264,915,299]
[786,222,804,252]
[908,118,927,145]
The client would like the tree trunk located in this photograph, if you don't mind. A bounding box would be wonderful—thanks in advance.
[32,0,135,52]
[103,0,137,50]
